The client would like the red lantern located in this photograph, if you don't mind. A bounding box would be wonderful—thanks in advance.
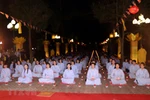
[129,6,139,14]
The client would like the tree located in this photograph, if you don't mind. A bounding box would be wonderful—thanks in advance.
[9,0,52,62]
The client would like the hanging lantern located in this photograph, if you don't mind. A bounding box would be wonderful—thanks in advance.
[129,6,139,14]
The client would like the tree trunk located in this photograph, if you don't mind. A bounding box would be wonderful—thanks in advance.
[28,28,32,62]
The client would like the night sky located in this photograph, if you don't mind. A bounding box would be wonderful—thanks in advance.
[0,0,113,50]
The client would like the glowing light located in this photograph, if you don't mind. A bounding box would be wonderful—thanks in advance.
[11,20,16,25]
[52,35,60,39]
[70,39,74,43]
[0,41,2,44]
[109,34,114,38]
[7,23,13,29]
[132,14,150,25]
[15,23,19,29]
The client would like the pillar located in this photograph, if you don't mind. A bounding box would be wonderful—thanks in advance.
[65,43,68,54]
[138,47,147,63]
[71,43,73,52]
[13,37,26,51]
[56,42,60,56]
[117,38,121,59]
[126,33,141,62]
[43,40,50,58]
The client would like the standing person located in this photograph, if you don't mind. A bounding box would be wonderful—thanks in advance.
[12,61,24,78]
[134,62,150,86]
[0,64,11,82]
[39,62,55,83]
[85,63,101,85]
[61,63,75,84]
[17,64,32,84]
[110,63,127,85]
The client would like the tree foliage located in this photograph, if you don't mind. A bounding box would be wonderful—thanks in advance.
[9,0,52,29]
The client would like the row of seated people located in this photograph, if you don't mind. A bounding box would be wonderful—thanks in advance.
[0,61,150,86]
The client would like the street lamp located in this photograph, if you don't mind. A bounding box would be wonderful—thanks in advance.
[7,20,19,50]
[132,14,150,25]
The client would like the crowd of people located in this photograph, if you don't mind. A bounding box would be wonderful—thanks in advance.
[0,51,150,87]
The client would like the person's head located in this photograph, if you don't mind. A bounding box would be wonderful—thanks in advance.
[66,63,72,70]
[111,59,115,65]
[27,59,30,63]
[71,60,75,65]
[90,63,95,69]
[76,59,80,63]
[125,59,128,62]
[36,61,39,65]
[46,62,51,68]
[58,59,62,63]
[3,64,8,68]
[109,58,112,62]
[53,60,57,65]
[24,64,29,70]
[140,62,145,69]
[17,61,21,65]
[132,60,136,64]
[115,63,120,69]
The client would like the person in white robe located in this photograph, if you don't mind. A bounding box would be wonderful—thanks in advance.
[32,61,43,77]
[111,63,126,85]
[9,61,15,74]
[26,59,32,70]
[41,61,46,71]
[85,62,101,85]
[39,62,55,83]
[12,61,24,78]
[134,62,150,86]
[58,59,65,74]
[129,60,140,79]
[0,60,4,75]
[122,59,129,71]
[0,64,11,82]
[61,63,75,84]
[17,64,32,84]
[71,60,79,78]
[106,58,112,71]
[31,58,37,71]
[75,59,82,74]
[51,60,60,78]
[107,59,115,79]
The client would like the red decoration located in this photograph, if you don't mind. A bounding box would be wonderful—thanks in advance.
[129,6,139,14]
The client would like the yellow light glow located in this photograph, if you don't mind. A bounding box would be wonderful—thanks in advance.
[109,34,114,38]
[70,39,74,43]
[52,35,60,39]
[15,23,19,29]
[0,41,2,44]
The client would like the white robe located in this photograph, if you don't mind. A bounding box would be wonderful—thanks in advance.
[32,65,43,77]
[27,62,32,70]
[39,68,55,83]
[18,69,32,83]
[107,64,115,79]
[61,69,75,84]
[58,63,65,74]
[0,65,3,75]
[106,62,111,71]
[9,63,15,74]
[129,64,140,79]
[85,68,101,85]
[51,65,60,78]
[134,68,150,86]
[111,69,126,85]
[0,68,11,82]
[71,65,79,78]
[75,63,82,74]
[12,65,24,77]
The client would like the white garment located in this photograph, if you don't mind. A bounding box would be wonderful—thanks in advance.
[111,69,126,85]
[39,68,55,83]
[32,65,43,77]
[18,69,32,83]
[85,68,101,85]
[129,64,140,79]
[12,65,24,77]
[134,68,150,86]
[61,69,75,84]
[51,65,60,78]
[0,68,11,82]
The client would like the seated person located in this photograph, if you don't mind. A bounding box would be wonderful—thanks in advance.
[12,61,24,78]
[39,62,55,83]
[32,61,43,77]
[17,64,32,84]
[61,63,75,84]
[134,62,150,86]
[85,62,101,85]
[110,63,127,85]
[0,64,11,82]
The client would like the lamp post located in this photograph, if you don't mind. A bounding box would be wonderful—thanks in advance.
[7,19,19,50]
